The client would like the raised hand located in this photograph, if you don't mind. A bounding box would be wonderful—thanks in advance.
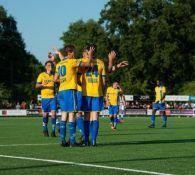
[88,46,95,59]
[52,47,65,61]
[108,50,116,62]
[53,47,60,54]
[116,61,129,68]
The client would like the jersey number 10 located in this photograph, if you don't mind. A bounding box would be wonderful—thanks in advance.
[58,65,66,76]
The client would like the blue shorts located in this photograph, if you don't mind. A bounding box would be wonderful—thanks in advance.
[153,103,165,111]
[58,90,77,112]
[82,96,104,112]
[76,91,82,112]
[41,98,56,112]
[109,105,119,115]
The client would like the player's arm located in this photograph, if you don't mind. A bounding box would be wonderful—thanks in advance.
[101,60,107,95]
[35,81,48,89]
[36,75,47,89]
[118,85,125,107]
[117,84,124,94]
[102,76,106,95]
[161,87,166,102]
[53,47,65,61]
[108,50,129,73]
[161,93,166,102]
[77,72,82,86]
[54,65,60,83]
[80,46,94,67]
[121,94,126,107]
[54,73,60,83]
[154,88,159,103]
[105,89,110,106]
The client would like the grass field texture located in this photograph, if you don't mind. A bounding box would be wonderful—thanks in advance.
[0,116,195,175]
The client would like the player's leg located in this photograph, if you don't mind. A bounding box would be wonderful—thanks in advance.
[75,91,85,143]
[120,108,125,119]
[60,112,68,146]
[90,111,99,146]
[56,116,60,133]
[58,90,69,146]
[84,112,90,146]
[113,106,119,129]
[110,115,114,128]
[51,110,56,137]
[161,103,167,128]
[42,112,49,136]
[119,111,125,123]
[162,111,167,127]
[76,112,85,144]
[148,103,157,128]
[82,96,91,146]
[68,112,76,146]
[50,97,57,137]
[90,96,104,146]
[41,99,50,136]
[108,106,114,128]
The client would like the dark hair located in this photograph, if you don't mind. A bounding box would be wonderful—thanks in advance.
[48,52,53,58]
[82,46,88,52]
[45,60,53,66]
[64,45,76,55]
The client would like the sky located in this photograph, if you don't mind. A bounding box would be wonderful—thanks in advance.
[1,0,108,63]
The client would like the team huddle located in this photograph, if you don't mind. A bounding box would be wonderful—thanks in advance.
[36,44,129,147]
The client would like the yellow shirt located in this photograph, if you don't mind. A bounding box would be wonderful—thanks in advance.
[77,58,89,92]
[82,59,106,97]
[36,72,54,99]
[55,59,80,91]
[106,86,120,106]
[155,86,166,102]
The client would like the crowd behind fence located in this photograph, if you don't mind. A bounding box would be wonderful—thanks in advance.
[1,95,195,110]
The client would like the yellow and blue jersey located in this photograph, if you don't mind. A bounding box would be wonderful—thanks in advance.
[76,58,89,92]
[55,59,81,92]
[106,86,120,106]
[82,59,106,97]
[155,86,166,102]
[36,72,54,99]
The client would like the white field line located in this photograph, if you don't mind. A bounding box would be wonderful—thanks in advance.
[0,154,174,175]
[0,143,58,147]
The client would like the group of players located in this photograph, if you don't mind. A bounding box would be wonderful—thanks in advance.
[36,44,129,147]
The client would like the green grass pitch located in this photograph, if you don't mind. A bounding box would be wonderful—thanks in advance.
[0,116,195,175]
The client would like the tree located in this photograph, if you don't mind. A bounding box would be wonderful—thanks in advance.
[60,19,110,60]
[99,0,195,94]
[178,81,195,95]
[0,6,43,102]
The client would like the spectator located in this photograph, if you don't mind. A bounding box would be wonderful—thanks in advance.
[15,102,20,109]
[20,101,27,109]
[29,100,34,110]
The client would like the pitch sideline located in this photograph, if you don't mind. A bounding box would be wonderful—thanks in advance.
[0,143,58,147]
[0,154,174,175]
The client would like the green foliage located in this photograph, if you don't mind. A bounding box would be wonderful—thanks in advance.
[0,83,11,99]
[0,6,43,102]
[60,0,194,95]
[60,19,110,60]
[178,81,195,95]
[100,0,195,94]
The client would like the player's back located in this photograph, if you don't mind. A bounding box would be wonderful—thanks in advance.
[82,59,106,97]
[56,59,80,91]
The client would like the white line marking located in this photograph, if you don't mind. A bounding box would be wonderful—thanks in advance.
[0,154,174,175]
[0,143,58,147]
